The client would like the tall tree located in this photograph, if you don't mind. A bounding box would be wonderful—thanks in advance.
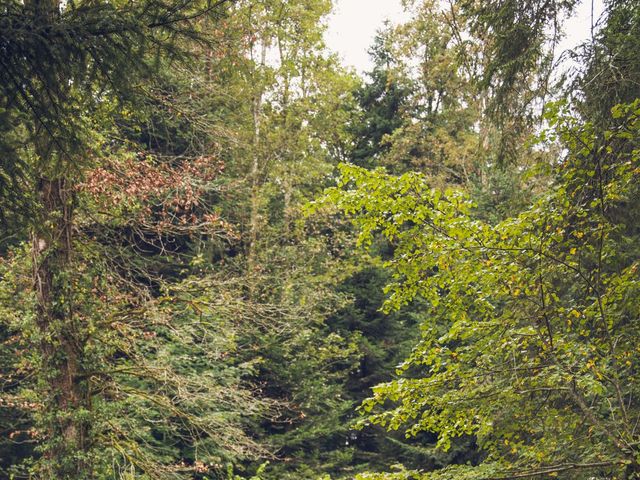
[312,1,640,479]
[349,28,412,170]
[316,99,640,479]
[0,0,255,477]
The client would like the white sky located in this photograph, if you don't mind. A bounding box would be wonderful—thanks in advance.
[325,0,605,74]
[325,0,409,74]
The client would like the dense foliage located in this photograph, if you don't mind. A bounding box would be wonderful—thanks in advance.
[0,0,638,479]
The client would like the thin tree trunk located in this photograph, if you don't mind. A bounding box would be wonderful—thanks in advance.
[247,39,267,274]
[283,175,292,239]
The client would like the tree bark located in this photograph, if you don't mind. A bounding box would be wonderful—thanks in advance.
[27,0,91,476]
[32,175,90,478]
[247,37,267,275]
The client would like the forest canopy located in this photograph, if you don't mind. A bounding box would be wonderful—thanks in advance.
[0,0,639,479]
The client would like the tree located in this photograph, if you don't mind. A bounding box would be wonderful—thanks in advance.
[577,0,640,128]
[313,98,640,479]
[0,0,256,477]
[349,27,412,170]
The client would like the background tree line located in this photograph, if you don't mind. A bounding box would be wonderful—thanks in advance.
[0,0,638,479]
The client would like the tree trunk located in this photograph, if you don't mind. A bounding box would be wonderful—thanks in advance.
[247,38,268,275]
[32,175,90,478]
[27,0,91,476]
